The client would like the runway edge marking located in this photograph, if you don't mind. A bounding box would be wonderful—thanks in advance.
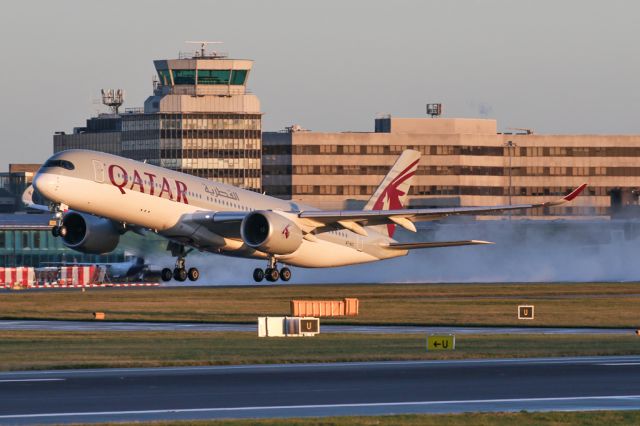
[2,395,640,419]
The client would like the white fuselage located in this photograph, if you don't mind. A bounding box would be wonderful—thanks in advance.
[34,150,405,268]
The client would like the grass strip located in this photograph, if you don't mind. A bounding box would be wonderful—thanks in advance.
[1,282,640,328]
[0,331,639,371]
[76,411,640,426]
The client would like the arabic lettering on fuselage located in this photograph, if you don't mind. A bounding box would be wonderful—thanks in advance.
[204,184,240,201]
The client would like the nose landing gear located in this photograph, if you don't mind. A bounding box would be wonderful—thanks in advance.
[253,257,292,283]
[50,204,66,238]
[161,243,199,283]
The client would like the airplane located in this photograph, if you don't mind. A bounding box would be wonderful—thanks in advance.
[30,149,587,283]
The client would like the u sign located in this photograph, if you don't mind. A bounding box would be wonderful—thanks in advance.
[518,305,535,320]
[300,319,319,333]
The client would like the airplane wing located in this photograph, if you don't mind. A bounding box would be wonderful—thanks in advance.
[384,240,493,250]
[181,211,248,238]
[180,184,586,241]
[298,184,587,235]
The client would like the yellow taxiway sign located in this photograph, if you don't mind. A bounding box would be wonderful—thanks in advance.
[427,334,455,351]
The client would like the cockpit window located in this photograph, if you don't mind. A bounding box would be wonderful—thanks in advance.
[42,159,75,170]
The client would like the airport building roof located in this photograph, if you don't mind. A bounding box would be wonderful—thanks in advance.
[0,213,51,230]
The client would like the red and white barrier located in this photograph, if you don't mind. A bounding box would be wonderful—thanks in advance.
[28,282,160,289]
[0,264,161,290]
[59,266,99,286]
[0,267,36,288]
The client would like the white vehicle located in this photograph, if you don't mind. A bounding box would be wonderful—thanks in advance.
[30,149,586,283]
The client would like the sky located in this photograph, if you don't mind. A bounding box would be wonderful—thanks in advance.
[0,0,639,170]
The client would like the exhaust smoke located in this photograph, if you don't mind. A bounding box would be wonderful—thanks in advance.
[133,219,640,285]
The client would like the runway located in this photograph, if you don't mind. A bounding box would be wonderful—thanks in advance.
[0,356,639,424]
[0,319,634,335]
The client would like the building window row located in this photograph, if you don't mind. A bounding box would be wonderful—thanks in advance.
[264,144,640,158]
[515,146,640,157]
[265,164,637,178]
[164,149,261,160]
[177,168,261,179]
[123,129,261,141]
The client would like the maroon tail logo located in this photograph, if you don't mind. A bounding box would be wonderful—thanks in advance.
[372,159,419,238]
[282,225,291,239]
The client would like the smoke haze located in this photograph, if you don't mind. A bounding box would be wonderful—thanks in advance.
[138,220,640,285]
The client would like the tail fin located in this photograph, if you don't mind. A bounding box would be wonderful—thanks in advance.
[364,149,420,237]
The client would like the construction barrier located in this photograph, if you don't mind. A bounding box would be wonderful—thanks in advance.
[0,267,36,289]
[258,316,320,337]
[0,264,162,290]
[290,298,359,317]
[93,312,106,320]
[29,282,160,289]
[59,266,101,286]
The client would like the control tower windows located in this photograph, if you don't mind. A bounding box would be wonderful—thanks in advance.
[230,70,247,85]
[195,70,247,85]
[157,69,172,86]
[167,69,248,86]
[172,69,196,85]
[198,70,230,85]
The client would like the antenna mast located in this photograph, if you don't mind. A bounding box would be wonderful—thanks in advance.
[185,41,224,58]
[100,89,125,114]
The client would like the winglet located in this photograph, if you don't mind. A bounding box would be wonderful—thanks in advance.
[563,183,588,202]
[544,183,588,207]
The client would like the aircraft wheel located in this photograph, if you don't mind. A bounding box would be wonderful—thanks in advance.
[265,268,274,282]
[280,267,292,282]
[173,267,187,282]
[253,268,265,282]
[266,268,280,282]
[161,268,173,282]
[187,267,200,282]
[51,226,60,237]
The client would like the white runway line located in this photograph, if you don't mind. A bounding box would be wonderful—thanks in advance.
[0,379,65,383]
[1,394,640,420]
[600,363,640,366]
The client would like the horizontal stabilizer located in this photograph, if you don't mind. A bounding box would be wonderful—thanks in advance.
[385,240,494,250]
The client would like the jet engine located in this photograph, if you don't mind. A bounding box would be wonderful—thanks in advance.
[59,211,121,254]
[240,211,303,255]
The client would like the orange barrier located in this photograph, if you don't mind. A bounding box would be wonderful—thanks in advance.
[290,298,359,317]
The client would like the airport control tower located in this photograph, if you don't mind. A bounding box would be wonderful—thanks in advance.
[121,42,262,192]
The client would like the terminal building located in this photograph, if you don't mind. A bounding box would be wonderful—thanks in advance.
[0,164,41,213]
[53,113,122,156]
[54,46,262,192]
[263,116,640,219]
[0,214,126,267]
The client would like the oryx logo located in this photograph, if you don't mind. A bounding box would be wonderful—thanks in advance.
[372,159,419,238]
[282,225,291,239]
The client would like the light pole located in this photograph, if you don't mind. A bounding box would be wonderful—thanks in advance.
[504,140,517,218]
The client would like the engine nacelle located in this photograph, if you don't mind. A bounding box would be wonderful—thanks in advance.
[240,211,303,255]
[60,211,120,254]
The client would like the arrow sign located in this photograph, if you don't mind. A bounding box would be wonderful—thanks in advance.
[427,335,455,351]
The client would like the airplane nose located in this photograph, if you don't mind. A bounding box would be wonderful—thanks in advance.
[32,172,58,199]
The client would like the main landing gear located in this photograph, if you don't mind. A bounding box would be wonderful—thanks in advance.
[253,256,291,283]
[50,203,66,238]
[161,243,199,283]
